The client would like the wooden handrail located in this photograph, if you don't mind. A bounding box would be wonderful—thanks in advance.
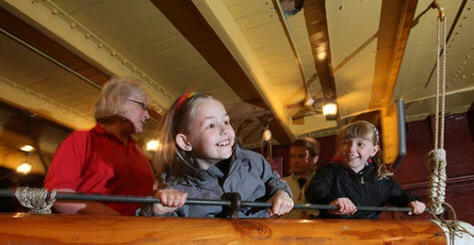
[0,213,446,244]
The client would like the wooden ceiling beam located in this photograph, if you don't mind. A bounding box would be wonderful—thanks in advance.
[0,0,172,115]
[370,0,417,109]
[151,0,293,144]
[149,0,259,104]
[0,6,163,123]
[0,7,109,86]
[303,0,337,100]
[0,76,95,130]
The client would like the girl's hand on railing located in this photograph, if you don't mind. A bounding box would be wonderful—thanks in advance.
[268,190,294,216]
[408,200,426,215]
[153,188,188,215]
[330,198,357,215]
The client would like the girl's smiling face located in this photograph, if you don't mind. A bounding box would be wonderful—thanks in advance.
[178,99,235,169]
[341,137,378,173]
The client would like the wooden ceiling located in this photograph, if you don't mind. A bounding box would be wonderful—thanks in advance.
[0,0,472,157]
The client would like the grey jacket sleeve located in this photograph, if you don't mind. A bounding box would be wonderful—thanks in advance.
[259,155,293,199]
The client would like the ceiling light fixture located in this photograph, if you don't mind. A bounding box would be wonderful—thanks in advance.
[17,162,32,174]
[20,145,35,153]
[322,101,338,120]
[146,140,161,152]
[262,128,272,142]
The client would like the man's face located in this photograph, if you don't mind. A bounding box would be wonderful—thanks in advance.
[289,146,312,175]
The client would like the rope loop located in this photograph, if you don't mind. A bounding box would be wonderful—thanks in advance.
[428,149,447,215]
[428,148,446,169]
[14,187,56,214]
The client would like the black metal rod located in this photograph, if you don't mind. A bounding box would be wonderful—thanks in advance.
[242,201,412,212]
[0,189,231,207]
[0,188,412,212]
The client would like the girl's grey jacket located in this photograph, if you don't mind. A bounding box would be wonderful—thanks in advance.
[151,145,292,218]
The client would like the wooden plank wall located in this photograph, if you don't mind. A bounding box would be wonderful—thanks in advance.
[380,112,474,223]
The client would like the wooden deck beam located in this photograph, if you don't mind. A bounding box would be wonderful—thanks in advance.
[152,0,293,144]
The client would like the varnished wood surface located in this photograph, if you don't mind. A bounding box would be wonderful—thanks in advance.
[0,213,446,244]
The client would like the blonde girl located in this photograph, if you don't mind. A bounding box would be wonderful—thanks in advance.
[305,120,425,219]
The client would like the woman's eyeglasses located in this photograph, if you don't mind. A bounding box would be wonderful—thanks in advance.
[129,100,147,111]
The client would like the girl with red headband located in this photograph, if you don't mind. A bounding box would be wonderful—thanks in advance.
[147,93,293,217]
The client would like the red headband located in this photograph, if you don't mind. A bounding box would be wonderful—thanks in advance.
[174,92,195,114]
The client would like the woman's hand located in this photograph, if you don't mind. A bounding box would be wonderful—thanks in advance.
[153,188,188,215]
[330,197,357,215]
[408,200,426,215]
[267,190,294,216]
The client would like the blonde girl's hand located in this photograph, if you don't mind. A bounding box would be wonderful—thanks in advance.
[153,188,188,215]
[330,197,357,215]
[267,190,294,216]
[408,200,426,215]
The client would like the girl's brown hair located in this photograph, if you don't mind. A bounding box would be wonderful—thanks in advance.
[339,120,393,180]
[154,93,216,184]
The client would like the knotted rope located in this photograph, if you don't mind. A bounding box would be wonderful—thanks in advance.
[428,148,446,215]
[14,187,56,214]
[428,3,447,217]
[428,3,473,242]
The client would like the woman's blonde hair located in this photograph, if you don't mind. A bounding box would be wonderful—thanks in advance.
[154,93,217,184]
[339,120,393,180]
[93,77,149,122]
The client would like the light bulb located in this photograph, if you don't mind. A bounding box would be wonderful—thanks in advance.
[262,128,272,142]
[20,145,35,152]
[17,163,32,174]
[146,140,161,151]
[322,102,338,120]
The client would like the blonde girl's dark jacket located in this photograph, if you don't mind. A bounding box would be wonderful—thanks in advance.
[305,162,418,219]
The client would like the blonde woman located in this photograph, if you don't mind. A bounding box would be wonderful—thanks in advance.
[44,77,186,215]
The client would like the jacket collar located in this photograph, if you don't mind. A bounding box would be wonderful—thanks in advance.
[342,161,374,178]
[198,143,242,179]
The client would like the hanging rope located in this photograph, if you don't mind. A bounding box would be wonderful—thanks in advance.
[427,3,473,242]
[428,3,447,217]
[14,187,56,214]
